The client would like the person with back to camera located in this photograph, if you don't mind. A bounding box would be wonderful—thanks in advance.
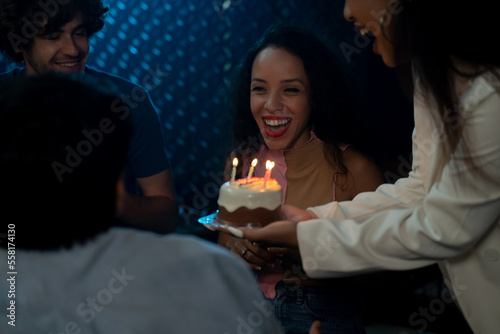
[239,1,500,333]
[218,23,384,334]
[0,72,286,334]
[0,0,178,234]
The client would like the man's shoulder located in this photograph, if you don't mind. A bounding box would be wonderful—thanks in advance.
[148,232,237,262]
[103,228,248,273]
[104,228,223,254]
[84,66,145,92]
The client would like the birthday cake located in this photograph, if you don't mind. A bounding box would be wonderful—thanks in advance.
[217,177,282,226]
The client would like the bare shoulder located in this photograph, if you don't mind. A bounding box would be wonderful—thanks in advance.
[341,147,384,198]
[342,147,379,174]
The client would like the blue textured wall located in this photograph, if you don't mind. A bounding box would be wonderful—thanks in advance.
[0,0,414,229]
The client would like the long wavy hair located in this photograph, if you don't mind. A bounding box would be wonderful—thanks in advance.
[0,0,108,62]
[389,0,500,169]
[227,23,360,181]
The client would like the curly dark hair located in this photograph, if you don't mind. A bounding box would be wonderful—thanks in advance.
[0,0,108,62]
[228,23,358,179]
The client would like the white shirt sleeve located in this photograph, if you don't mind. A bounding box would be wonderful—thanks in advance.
[298,83,500,278]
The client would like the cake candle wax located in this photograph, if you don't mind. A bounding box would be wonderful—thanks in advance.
[247,158,258,178]
[263,160,275,187]
[231,158,238,182]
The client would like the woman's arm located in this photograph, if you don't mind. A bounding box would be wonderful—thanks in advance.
[298,91,500,278]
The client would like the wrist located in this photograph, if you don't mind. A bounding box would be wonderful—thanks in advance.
[306,210,318,219]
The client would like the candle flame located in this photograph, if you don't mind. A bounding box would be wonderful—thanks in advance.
[266,160,275,170]
[232,158,238,167]
[263,160,275,187]
[247,158,258,178]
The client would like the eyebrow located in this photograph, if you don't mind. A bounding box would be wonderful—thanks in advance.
[251,78,307,85]
[39,24,86,36]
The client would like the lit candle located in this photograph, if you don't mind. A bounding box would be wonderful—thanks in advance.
[247,158,258,178]
[263,160,275,187]
[230,158,238,182]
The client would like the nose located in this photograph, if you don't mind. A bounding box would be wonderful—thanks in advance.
[60,36,80,57]
[265,91,283,112]
[344,2,354,22]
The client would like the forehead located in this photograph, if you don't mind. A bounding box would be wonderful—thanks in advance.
[346,0,389,16]
[252,47,307,76]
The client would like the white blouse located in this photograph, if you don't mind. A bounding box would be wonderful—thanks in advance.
[297,73,500,333]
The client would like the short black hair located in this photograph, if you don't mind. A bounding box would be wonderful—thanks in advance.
[0,72,132,250]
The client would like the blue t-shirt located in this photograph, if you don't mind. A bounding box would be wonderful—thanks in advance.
[0,66,170,194]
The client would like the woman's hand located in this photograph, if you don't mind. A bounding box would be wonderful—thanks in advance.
[280,204,318,222]
[309,321,321,334]
[267,246,301,262]
[224,236,277,270]
[240,220,300,248]
[240,205,318,248]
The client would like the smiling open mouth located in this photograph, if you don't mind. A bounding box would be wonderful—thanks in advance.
[53,59,83,71]
[57,62,79,67]
[263,117,291,138]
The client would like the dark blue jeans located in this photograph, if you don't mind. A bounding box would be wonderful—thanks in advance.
[269,281,366,334]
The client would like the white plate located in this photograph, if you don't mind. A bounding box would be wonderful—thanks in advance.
[197,212,222,231]
[197,212,258,238]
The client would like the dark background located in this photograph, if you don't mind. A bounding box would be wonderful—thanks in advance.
[0,0,415,228]
[1,1,471,332]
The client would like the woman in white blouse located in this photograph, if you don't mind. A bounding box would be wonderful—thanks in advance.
[239,0,500,333]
